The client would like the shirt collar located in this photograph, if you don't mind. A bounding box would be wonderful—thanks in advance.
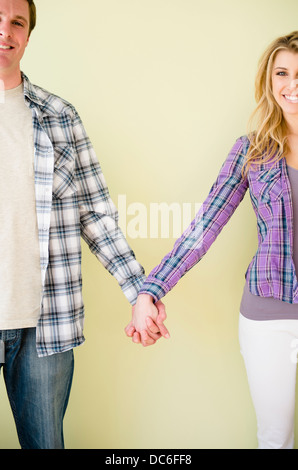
[21,71,59,117]
[22,72,42,107]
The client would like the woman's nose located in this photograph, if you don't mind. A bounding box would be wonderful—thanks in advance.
[289,79,298,90]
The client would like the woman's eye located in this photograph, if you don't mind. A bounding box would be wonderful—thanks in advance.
[276,71,287,76]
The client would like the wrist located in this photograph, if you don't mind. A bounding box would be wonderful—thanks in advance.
[137,293,154,305]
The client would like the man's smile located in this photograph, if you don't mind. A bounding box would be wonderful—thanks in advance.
[0,42,14,51]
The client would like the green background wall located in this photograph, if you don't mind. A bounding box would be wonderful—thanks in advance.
[1,0,298,449]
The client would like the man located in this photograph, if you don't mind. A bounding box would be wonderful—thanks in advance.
[0,0,168,449]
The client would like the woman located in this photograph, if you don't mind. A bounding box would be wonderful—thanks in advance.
[126,31,298,449]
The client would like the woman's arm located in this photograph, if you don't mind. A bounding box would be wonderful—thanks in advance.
[127,136,250,345]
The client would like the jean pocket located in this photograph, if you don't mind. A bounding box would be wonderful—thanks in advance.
[0,329,21,345]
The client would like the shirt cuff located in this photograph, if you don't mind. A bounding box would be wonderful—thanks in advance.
[138,277,169,303]
[121,274,147,305]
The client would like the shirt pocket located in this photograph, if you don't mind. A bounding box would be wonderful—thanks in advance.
[250,168,283,203]
[52,145,77,199]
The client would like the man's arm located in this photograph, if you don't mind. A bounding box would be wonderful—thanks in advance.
[70,107,169,342]
[71,107,146,304]
[129,137,249,345]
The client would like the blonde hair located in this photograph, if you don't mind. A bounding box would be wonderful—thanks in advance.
[244,31,298,174]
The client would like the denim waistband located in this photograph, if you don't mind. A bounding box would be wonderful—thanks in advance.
[0,329,22,342]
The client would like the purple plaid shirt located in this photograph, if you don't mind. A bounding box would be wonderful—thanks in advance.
[139,135,298,304]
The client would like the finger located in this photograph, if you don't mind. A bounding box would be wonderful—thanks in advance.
[125,322,136,337]
[132,331,141,343]
[145,316,160,334]
[155,301,167,321]
[147,330,162,341]
[156,319,170,339]
[144,316,166,342]
[154,302,170,338]
[145,320,162,341]
[143,329,161,342]
[134,329,160,344]
[140,330,156,347]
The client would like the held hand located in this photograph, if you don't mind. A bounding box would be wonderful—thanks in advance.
[125,294,170,347]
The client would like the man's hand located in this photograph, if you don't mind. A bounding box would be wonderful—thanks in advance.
[125,294,170,347]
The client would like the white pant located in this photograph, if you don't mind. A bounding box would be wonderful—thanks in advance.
[239,313,298,449]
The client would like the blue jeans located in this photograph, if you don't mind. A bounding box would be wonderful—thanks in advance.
[0,328,74,449]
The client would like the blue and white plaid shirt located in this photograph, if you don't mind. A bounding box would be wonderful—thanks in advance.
[21,73,145,357]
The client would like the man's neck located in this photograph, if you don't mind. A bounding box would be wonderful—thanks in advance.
[0,69,22,90]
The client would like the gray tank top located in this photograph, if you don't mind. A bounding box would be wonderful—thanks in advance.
[240,164,298,320]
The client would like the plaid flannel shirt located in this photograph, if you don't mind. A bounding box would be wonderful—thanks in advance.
[21,73,145,357]
[139,136,298,307]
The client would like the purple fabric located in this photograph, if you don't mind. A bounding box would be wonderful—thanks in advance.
[240,164,298,320]
[139,136,298,308]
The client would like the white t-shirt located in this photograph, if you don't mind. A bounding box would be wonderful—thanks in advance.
[0,83,42,329]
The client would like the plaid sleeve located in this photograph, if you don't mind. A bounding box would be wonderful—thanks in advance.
[139,137,250,302]
[72,109,146,305]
